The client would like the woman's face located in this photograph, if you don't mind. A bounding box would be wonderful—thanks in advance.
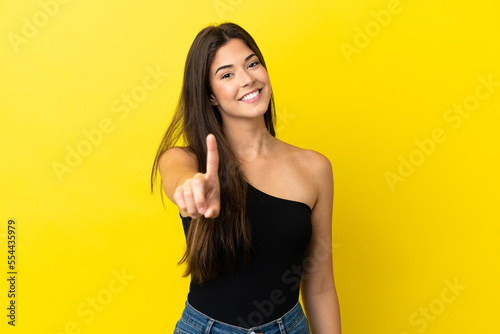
[209,38,271,122]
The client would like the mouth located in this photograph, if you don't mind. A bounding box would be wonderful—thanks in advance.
[239,89,262,102]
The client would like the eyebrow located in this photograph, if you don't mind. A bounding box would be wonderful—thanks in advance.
[214,53,256,76]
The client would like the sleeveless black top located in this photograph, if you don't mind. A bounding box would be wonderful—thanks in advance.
[180,183,312,328]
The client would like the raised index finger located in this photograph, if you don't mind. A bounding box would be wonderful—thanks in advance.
[205,134,219,179]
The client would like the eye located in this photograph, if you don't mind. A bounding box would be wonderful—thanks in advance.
[248,61,260,68]
[221,73,232,79]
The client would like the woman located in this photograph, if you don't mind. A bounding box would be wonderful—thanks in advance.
[151,22,341,334]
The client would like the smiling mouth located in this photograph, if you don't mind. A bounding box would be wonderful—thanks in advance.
[239,89,261,101]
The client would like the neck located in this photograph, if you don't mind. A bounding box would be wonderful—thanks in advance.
[222,116,275,161]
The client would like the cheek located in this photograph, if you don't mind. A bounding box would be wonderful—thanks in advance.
[213,83,237,102]
[257,69,271,86]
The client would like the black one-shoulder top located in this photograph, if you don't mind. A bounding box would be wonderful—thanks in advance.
[180,183,312,328]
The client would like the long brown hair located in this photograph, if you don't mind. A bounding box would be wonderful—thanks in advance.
[150,23,276,283]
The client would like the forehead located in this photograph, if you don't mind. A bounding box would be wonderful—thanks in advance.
[210,39,255,70]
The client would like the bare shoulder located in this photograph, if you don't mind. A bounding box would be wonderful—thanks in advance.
[300,149,332,173]
[158,146,197,173]
[157,146,199,201]
[278,140,333,181]
[278,141,334,215]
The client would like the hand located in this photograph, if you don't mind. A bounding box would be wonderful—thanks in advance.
[174,134,220,219]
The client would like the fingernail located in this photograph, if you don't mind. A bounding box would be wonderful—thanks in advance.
[199,207,205,213]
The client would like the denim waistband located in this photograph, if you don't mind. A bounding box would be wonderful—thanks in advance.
[179,299,307,333]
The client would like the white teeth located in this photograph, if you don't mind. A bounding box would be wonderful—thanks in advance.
[240,90,260,101]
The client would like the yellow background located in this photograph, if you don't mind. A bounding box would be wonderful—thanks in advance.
[1,0,499,333]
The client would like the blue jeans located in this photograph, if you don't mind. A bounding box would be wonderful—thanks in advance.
[174,300,311,334]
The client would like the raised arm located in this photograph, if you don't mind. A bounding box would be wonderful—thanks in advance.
[158,134,220,219]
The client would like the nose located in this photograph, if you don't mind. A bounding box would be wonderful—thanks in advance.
[239,69,255,87]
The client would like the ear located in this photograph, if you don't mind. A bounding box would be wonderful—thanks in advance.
[209,94,219,106]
